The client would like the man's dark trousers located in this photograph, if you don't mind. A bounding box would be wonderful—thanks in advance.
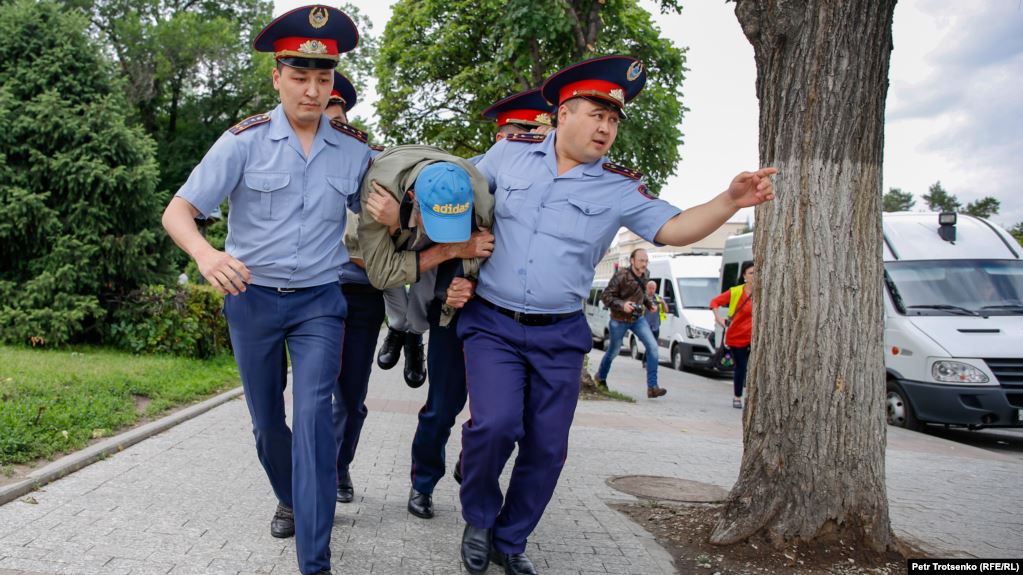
[410,299,468,494]
[334,285,385,476]
[456,299,592,554]
[224,283,345,575]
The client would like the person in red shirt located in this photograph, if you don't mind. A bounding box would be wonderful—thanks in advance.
[710,262,755,408]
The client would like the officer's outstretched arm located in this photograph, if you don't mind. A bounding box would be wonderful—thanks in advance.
[162,197,251,295]
[654,168,776,246]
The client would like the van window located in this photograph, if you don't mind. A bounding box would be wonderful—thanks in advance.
[596,289,605,308]
[677,277,717,310]
[662,279,678,316]
[885,259,1023,316]
[588,289,597,306]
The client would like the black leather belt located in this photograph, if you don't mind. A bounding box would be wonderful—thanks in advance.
[341,282,381,296]
[477,297,581,326]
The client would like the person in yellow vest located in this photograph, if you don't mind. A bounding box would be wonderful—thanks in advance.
[644,280,666,342]
[710,261,755,409]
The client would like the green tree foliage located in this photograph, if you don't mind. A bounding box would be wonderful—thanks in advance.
[922,181,961,212]
[963,196,1000,219]
[1010,223,1023,245]
[0,0,166,346]
[376,0,687,194]
[71,1,378,195]
[881,187,914,212]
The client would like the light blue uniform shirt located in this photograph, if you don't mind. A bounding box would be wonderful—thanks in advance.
[339,146,382,286]
[176,104,370,289]
[474,132,681,314]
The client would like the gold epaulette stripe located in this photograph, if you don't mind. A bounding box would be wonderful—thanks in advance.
[329,119,368,143]
[369,144,385,152]
[506,133,546,143]
[229,113,271,135]
[603,162,643,180]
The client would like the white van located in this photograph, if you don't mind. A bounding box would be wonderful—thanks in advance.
[584,278,611,349]
[722,213,1023,430]
[626,253,724,371]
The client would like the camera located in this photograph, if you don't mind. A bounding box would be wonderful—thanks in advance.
[627,304,644,322]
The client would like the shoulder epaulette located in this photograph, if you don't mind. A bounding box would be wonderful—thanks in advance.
[329,118,368,144]
[369,144,385,152]
[603,162,643,180]
[506,133,546,143]
[228,113,270,135]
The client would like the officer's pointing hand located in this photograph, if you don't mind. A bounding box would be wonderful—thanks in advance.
[196,248,250,296]
[726,167,778,209]
[367,180,400,230]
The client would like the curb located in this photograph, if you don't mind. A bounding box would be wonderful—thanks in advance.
[0,386,244,506]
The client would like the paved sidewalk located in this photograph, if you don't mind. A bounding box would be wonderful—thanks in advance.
[1,344,1021,574]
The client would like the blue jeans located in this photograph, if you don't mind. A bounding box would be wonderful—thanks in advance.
[597,317,659,388]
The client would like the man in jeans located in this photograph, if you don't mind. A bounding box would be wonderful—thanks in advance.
[594,248,666,398]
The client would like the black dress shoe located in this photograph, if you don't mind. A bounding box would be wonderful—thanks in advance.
[376,328,404,370]
[336,469,354,503]
[403,334,426,388]
[460,524,492,575]
[270,503,294,538]
[452,451,464,485]
[407,487,434,519]
[491,550,538,575]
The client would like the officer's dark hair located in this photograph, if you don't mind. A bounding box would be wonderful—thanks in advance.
[739,261,755,284]
[552,97,621,127]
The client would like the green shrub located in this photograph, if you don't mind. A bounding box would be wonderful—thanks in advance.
[109,284,230,359]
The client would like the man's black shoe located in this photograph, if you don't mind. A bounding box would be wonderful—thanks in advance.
[376,328,404,370]
[403,334,426,388]
[407,487,434,519]
[490,550,539,575]
[452,451,464,485]
[336,469,354,503]
[460,524,492,575]
[270,503,294,538]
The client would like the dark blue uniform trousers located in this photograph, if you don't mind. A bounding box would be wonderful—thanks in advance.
[456,299,592,554]
[223,283,345,575]
[334,286,385,475]
[410,300,469,494]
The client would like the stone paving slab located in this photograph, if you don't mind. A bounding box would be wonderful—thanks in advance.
[0,346,1020,574]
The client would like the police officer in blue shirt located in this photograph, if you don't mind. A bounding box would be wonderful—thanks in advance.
[161,6,368,575]
[452,55,777,575]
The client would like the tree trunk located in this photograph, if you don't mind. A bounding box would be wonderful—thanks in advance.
[710,0,897,553]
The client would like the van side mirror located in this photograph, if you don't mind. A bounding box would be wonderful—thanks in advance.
[663,295,678,317]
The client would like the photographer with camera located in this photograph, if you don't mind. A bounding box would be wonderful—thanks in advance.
[593,249,666,398]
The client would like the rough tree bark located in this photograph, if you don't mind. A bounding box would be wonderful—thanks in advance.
[710,0,898,553]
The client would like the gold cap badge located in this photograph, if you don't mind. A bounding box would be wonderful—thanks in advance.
[309,7,329,29]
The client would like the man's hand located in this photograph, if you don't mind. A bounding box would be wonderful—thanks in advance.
[195,248,251,295]
[450,229,494,259]
[366,180,400,232]
[622,301,637,314]
[725,167,778,209]
[446,277,476,308]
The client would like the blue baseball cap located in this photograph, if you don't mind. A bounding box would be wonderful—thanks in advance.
[415,162,474,243]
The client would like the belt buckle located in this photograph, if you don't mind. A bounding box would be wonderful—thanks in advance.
[277,287,297,294]
[512,310,523,323]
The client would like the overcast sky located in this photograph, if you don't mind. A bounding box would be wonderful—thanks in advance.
[274,0,1023,229]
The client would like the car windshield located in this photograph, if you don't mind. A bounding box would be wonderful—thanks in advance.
[677,277,718,310]
[884,259,1023,316]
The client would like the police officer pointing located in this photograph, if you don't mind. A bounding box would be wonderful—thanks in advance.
[453,55,776,575]
[161,6,368,575]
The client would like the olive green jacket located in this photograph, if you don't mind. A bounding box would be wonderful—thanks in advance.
[357,145,493,324]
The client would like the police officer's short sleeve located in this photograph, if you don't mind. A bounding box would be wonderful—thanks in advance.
[620,181,681,243]
[175,132,246,218]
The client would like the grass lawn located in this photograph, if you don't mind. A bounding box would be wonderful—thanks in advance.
[0,346,240,467]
